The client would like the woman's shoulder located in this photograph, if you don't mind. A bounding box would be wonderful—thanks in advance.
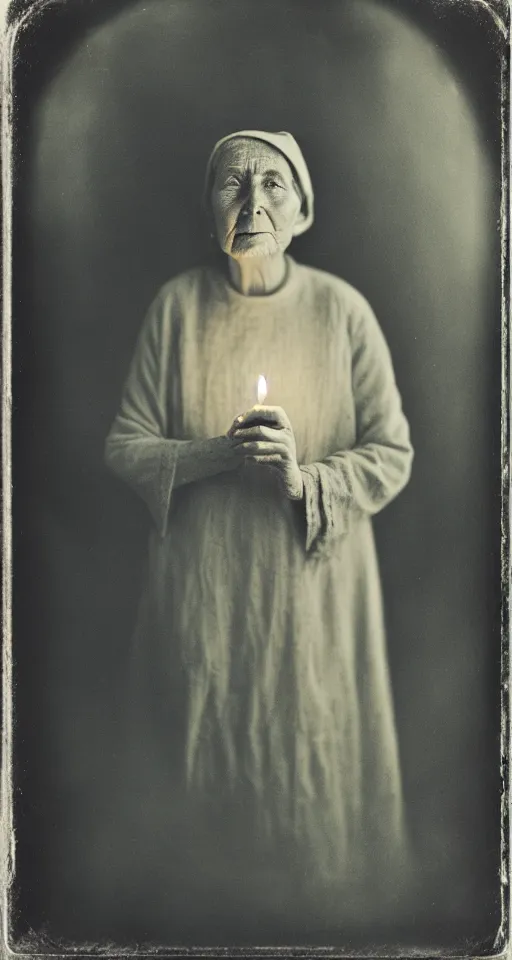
[295,261,374,317]
[155,264,214,305]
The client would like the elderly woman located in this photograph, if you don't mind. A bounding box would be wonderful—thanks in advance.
[105,130,413,934]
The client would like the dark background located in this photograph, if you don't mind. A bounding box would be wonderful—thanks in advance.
[9,0,506,951]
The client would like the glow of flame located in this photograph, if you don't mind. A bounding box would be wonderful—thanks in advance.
[257,374,267,405]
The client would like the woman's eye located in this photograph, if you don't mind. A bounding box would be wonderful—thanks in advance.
[223,178,240,188]
[264,180,284,190]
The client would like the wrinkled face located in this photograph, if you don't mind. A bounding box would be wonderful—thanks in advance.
[210,138,305,260]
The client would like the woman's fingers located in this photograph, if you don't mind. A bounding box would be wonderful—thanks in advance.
[226,413,253,437]
[236,405,289,430]
[237,440,291,458]
[226,411,254,436]
[247,453,283,464]
[226,420,244,438]
[231,425,283,443]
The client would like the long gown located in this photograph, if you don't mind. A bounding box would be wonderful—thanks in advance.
[105,254,414,935]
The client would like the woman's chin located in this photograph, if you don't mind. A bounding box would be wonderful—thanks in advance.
[229,236,278,259]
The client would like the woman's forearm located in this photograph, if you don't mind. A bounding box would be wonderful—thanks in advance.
[173,436,242,488]
[105,430,242,537]
[299,436,413,558]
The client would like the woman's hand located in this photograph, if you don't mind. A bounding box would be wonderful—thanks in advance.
[228,405,304,500]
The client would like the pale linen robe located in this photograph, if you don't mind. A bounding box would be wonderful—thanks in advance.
[105,254,413,904]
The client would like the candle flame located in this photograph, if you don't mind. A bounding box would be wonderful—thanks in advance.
[257,374,267,405]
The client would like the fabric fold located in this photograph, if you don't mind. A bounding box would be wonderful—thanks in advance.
[104,434,181,538]
[158,441,180,538]
[296,298,413,559]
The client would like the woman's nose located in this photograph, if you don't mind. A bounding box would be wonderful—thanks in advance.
[241,206,262,219]
[240,183,263,217]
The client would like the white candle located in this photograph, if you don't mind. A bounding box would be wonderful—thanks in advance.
[257,374,268,405]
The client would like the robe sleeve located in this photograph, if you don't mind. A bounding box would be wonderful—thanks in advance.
[104,288,179,538]
[299,299,413,559]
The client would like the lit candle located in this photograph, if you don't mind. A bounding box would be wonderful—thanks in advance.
[252,373,278,428]
[257,374,268,405]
